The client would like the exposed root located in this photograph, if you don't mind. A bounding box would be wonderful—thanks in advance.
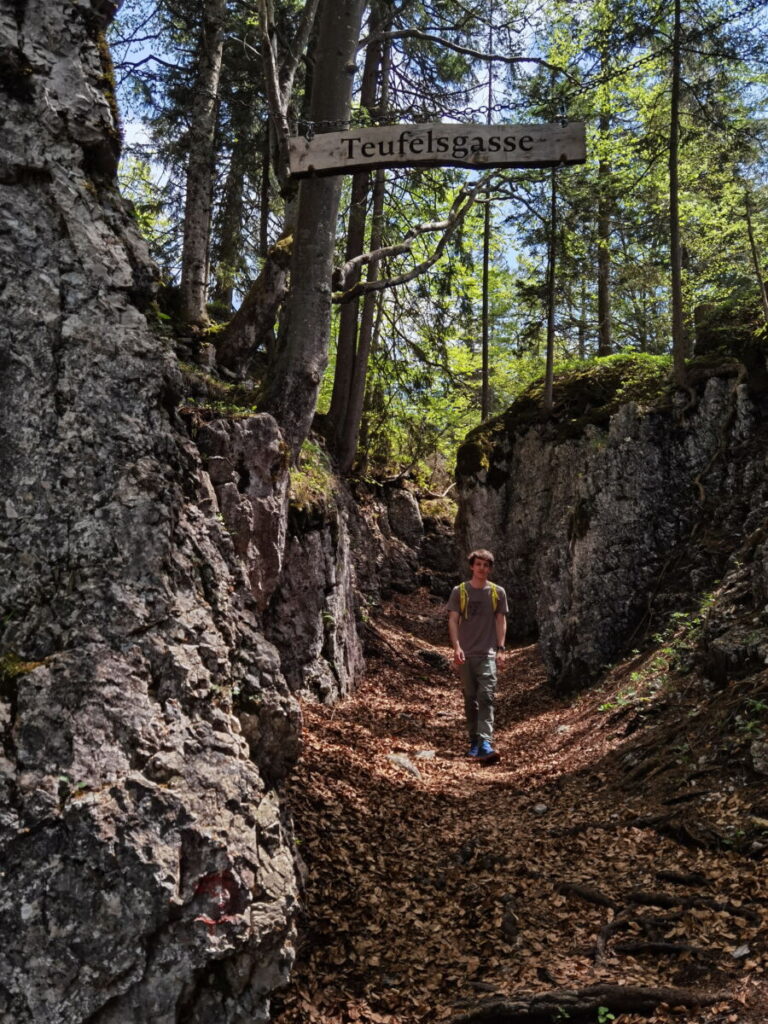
[451,983,717,1023]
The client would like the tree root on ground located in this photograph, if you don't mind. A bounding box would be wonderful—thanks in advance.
[553,884,762,964]
[612,940,702,956]
[555,882,618,909]
[451,984,716,1023]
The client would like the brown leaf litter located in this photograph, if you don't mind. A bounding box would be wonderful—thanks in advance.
[271,590,767,1024]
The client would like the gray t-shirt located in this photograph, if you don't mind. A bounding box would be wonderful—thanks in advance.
[447,582,509,656]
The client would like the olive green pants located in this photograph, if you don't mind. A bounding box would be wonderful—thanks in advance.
[459,655,497,743]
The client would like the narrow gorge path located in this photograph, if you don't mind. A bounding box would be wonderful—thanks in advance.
[271,591,767,1024]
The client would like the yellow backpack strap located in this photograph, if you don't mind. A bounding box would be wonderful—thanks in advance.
[459,582,468,619]
[460,581,497,616]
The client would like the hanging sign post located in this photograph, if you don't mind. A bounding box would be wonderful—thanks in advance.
[288,121,585,177]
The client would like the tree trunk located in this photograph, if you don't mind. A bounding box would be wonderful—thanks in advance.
[260,124,271,257]
[597,113,613,356]
[334,6,391,476]
[327,1,388,461]
[216,236,293,374]
[669,0,686,384]
[179,0,228,328]
[578,277,588,360]
[543,168,558,413]
[211,131,249,312]
[337,164,387,474]
[745,191,768,326]
[327,171,368,444]
[260,0,367,458]
[481,195,491,419]
[481,12,494,420]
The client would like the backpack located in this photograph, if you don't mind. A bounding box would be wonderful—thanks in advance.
[458,581,498,619]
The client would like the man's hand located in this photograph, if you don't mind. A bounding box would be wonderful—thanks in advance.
[453,646,465,668]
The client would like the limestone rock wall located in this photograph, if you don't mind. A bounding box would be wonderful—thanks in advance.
[350,483,459,603]
[265,498,364,703]
[456,367,768,691]
[0,3,300,1021]
[195,415,290,613]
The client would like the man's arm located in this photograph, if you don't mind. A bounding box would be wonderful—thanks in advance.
[495,611,507,656]
[448,610,465,665]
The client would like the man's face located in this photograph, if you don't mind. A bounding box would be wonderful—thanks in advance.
[471,557,492,582]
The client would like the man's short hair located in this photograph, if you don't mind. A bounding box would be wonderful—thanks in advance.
[468,548,494,566]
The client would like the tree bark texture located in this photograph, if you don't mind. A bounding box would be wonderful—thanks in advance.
[216,236,293,373]
[337,167,386,475]
[180,0,227,327]
[211,129,250,310]
[0,3,301,1020]
[543,167,558,412]
[260,0,367,459]
[326,17,383,454]
[331,2,391,475]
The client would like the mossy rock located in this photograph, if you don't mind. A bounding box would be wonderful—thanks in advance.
[289,437,337,520]
[0,652,45,700]
[459,354,676,481]
[178,363,261,420]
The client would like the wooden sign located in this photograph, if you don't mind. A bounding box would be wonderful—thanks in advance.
[288,122,586,177]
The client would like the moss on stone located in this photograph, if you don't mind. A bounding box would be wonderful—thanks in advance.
[96,30,120,140]
[455,439,490,479]
[290,438,337,519]
[459,354,676,481]
[419,497,456,522]
[458,351,756,487]
[0,652,44,678]
[179,362,259,413]
[0,652,44,701]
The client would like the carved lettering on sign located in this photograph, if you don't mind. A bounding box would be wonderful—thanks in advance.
[288,122,586,177]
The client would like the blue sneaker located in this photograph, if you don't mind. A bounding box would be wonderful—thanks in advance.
[467,742,479,758]
[477,740,500,762]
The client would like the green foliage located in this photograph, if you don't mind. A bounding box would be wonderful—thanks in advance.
[462,353,673,466]
[598,591,717,712]
[419,497,457,522]
[118,156,175,272]
[290,439,337,513]
[114,0,768,480]
[735,697,768,736]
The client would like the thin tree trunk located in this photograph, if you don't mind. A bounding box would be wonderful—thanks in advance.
[337,165,386,474]
[543,168,558,413]
[260,0,367,458]
[327,171,367,446]
[597,115,612,356]
[216,237,293,373]
[669,0,686,384]
[481,197,491,418]
[326,17,384,452]
[180,0,227,328]
[578,277,587,360]
[481,12,493,420]
[745,191,768,326]
[259,126,271,258]
[334,2,392,475]
[212,135,249,312]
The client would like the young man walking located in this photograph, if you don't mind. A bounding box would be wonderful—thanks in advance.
[447,549,508,762]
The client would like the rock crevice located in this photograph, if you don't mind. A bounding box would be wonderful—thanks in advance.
[456,360,768,691]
